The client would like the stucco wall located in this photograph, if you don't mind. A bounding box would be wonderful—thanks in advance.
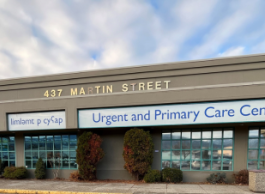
[1,54,265,181]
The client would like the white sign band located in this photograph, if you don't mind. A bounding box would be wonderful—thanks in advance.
[8,111,66,131]
[78,99,265,128]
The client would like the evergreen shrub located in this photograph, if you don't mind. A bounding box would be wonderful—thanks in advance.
[3,166,27,179]
[35,158,46,179]
[0,159,5,174]
[143,169,161,183]
[206,172,227,184]
[76,132,104,180]
[161,167,183,183]
[123,128,154,180]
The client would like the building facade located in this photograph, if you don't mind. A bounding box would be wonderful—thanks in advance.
[1,54,265,182]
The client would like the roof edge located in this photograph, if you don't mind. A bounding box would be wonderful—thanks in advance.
[0,53,265,85]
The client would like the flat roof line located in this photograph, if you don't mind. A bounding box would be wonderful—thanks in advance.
[0,53,265,83]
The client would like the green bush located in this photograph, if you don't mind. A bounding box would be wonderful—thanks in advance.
[123,128,154,180]
[3,166,27,179]
[35,158,46,179]
[207,172,227,184]
[143,169,161,183]
[161,167,183,183]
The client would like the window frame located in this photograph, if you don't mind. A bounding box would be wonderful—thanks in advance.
[247,127,265,170]
[0,136,16,167]
[24,134,77,169]
[161,128,234,171]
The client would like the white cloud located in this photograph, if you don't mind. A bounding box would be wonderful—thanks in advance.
[218,46,245,57]
[188,1,263,60]
[0,0,264,79]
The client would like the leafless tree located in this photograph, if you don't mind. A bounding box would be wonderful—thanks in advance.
[47,152,61,179]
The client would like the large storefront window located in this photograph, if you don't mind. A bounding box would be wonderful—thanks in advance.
[0,136,16,167]
[161,128,234,171]
[25,135,77,169]
[248,127,265,170]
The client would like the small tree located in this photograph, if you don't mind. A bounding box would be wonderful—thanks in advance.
[35,158,46,179]
[123,128,154,180]
[76,132,104,180]
[47,152,61,179]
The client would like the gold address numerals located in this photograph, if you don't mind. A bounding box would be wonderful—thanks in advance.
[44,89,63,97]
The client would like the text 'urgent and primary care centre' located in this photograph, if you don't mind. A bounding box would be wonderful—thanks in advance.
[1,54,265,182]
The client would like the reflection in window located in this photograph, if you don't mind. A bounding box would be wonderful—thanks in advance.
[24,135,77,169]
[0,136,16,168]
[161,128,233,171]
[172,131,181,139]
[248,128,265,170]
[172,141,180,149]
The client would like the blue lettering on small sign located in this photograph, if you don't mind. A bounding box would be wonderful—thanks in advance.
[11,116,64,126]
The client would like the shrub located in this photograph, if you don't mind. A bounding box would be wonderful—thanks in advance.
[123,128,154,180]
[69,171,83,181]
[143,169,161,183]
[35,158,46,179]
[206,172,227,184]
[3,166,27,179]
[161,167,183,183]
[76,132,104,180]
[0,160,5,174]
[233,169,248,185]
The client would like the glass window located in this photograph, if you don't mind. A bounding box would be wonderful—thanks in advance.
[24,135,77,169]
[172,161,180,169]
[223,129,233,138]
[172,150,180,160]
[260,128,265,138]
[182,131,191,139]
[162,131,171,139]
[172,141,180,149]
[0,136,16,168]
[249,129,259,138]
[248,128,265,170]
[213,139,222,149]
[202,140,211,149]
[213,131,222,138]
[161,128,234,171]
[192,131,201,139]
[192,140,201,149]
[202,131,211,139]
[62,135,69,142]
[161,141,170,149]
[172,130,181,139]
[223,139,233,149]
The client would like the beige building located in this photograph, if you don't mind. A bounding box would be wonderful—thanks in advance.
[1,54,265,182]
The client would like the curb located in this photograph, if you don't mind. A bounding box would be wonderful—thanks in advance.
[0,189,132,194]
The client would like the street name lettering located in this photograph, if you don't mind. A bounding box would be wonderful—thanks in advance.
[43,80,171,98]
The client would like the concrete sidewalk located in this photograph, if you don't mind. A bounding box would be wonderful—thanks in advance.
[0,179,257,194]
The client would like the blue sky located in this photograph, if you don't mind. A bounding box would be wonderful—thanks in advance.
[0,0,265,79]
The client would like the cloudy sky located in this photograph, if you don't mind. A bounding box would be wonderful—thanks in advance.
[0,0,265,79]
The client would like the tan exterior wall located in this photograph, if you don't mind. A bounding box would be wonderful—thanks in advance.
[1,54,265,181]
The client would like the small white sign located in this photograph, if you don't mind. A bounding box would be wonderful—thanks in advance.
[8,111,66,131]
[78,99,265,128]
